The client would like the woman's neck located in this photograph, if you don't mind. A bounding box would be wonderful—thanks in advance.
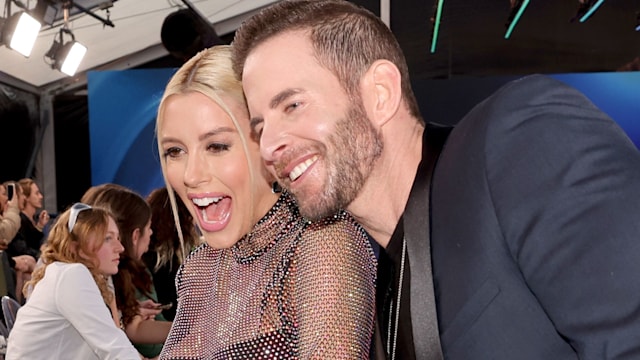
[22,205,36,219]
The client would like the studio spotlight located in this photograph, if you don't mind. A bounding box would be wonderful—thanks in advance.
[45,28,87,76]
[635,12,640,31]
[505,0,530,39]
[573,0,606,23]
[0,11,42,57]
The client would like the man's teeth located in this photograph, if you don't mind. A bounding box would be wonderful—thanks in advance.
[192,196,223,207]
[289,156,318,181]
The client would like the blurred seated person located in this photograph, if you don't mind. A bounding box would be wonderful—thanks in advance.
[0,182,21,298]
[7,180,39,260]
[6,203,142,359]
[0,182,20,244]
[82,183,171,359]
[143,187,200,321]
[3,181,36,303]
[16,178,49,255]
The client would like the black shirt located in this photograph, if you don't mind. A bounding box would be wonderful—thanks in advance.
[19,212,44,256]
[376,217,416,360]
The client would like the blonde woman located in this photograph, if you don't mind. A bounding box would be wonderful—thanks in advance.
[156,45,377,359]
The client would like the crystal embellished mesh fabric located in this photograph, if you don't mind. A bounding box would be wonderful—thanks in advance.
[159,192,377,359]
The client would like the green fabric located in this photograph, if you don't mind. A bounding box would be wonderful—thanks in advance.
[133,268,167,358]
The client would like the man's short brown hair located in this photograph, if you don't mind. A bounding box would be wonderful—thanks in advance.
[231,0,423,123]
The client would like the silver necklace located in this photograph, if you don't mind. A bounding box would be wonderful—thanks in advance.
[387,237,406,360]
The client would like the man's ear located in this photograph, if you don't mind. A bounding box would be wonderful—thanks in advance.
[132,228,140,246]
[361,59,403,128]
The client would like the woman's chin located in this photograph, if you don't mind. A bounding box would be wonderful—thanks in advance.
[202,231,240,250]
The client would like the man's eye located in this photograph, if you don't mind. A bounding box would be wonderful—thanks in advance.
[285,101,301,113]
[251,125,263,142]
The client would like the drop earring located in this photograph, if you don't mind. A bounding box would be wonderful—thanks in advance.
[272,181,282,194]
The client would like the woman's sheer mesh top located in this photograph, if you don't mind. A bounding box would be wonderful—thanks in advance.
[160,192,377,359]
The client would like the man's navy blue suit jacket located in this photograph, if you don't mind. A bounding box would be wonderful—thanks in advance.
[406,75,640,359]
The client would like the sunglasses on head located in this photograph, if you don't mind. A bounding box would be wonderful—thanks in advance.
[68,203,92,233]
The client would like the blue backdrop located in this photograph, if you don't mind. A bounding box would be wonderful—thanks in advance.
[550,72,640,147]
[87,68,176,197]
[87,70,639,198]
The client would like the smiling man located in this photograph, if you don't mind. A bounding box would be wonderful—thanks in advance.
[243,41,384,222]
[232,1,640,359]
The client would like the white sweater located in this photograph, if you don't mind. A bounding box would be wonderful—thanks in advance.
[6,262,140,359]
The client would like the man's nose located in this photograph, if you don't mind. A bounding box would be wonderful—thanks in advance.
[260,118,290,165]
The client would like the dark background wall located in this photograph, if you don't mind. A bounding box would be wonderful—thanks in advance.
[53,95,91,211]
[0,86,39,183]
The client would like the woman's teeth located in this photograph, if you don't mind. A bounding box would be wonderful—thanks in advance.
[192,196,223,207]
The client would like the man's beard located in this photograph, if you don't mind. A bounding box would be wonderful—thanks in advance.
[295,101,383,221]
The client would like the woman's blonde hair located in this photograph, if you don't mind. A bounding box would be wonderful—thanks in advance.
[17,178,35,209]
[25,205,114,304]
[155,45,255,259]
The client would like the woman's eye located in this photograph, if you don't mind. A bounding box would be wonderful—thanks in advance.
[163,147,183,158]
[208,143,230,153]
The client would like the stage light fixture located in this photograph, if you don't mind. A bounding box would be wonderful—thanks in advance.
[34,0,59,26]
[575,0,606,23]
[429,0,445,53]
[505,0,530,39]
[635,12,640,31]
[45,27,87,76]
[0,10,41,57]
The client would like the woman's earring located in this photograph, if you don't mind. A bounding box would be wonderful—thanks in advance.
[271,181,282,194]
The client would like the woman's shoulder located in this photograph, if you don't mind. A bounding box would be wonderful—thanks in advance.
[303,210,366,238]
[176,244,225,292]
[298,210,374,259]
[47,262,91,279]
[181,243,223,270]
[33,262,94,297]
[48,261,86,269]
